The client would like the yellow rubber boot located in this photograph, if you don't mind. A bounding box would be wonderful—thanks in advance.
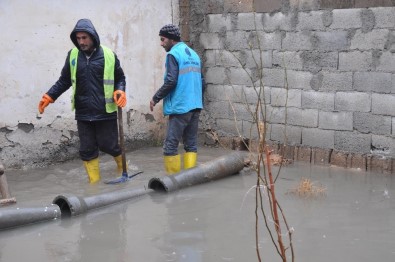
[164,154,181,175]
[114,155,127,174]
[83,158,100,183]
[184,152,197,169]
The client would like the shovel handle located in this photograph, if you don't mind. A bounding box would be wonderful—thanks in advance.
[117,106,127,174]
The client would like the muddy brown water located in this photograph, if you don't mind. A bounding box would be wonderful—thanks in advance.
[0,146,394,261]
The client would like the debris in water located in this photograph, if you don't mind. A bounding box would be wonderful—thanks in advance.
[287,177,326,198]
[270,154,293,166]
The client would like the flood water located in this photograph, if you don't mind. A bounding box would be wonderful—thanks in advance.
[0,146,394,261]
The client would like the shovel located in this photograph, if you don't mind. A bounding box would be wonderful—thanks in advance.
[104,105,142,184]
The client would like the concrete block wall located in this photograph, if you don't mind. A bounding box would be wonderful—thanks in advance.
[188,1,395,172]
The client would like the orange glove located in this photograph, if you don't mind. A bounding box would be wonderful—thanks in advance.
[113,90,126,108]
[38,94,54,114]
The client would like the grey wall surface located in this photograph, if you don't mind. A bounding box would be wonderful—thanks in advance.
[192,2,395,159]
[0,0,179,168]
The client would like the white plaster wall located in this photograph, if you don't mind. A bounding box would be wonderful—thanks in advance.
[0,0,178,127]
[0,0,179,167]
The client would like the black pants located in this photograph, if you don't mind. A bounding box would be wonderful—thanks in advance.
[77,119,121,161]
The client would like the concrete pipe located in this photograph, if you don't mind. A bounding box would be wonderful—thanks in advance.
[0,161,17,206]
[148,151,245,192]
[0,205,61,230]
[53,187,151,217]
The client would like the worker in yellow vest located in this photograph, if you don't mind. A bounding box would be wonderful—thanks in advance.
[38,19,127,183]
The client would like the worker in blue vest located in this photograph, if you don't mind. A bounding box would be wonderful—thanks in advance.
[38,19,127,183]
[150,24,204,174]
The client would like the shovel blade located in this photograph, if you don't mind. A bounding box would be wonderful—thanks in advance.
[103,171,143,185]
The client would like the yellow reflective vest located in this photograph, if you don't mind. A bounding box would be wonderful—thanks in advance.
[69,45,116,113]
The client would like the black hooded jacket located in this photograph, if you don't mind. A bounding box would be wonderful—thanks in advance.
[47,19,126,121]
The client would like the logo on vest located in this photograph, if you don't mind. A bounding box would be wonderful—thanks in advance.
[185,47,191,57]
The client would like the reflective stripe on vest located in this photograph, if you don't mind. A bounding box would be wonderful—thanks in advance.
[69,45,116,113]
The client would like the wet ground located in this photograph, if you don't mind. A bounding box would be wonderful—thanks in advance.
[0,146,394,261]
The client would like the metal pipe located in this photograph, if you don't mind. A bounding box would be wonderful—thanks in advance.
[52,187,152,217]
[148,151,245,192]
[0,205,61,230]
[0,161,17,206]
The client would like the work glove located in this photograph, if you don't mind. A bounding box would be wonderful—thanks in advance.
[113,90,127,108]
[38,94,54,114]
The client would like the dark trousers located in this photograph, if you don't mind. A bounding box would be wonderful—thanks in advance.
[77,120,121,161]
[163,110,200,156]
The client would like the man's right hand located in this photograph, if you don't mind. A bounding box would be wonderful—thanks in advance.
[150,100,156,112]
[38,94,54,114]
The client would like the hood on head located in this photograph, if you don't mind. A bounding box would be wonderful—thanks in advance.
[70,19,100,50]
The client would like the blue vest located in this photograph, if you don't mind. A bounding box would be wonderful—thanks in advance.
[163,42,203,115]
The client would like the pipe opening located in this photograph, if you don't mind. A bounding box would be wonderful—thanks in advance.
[53,198,71,218]
[148,178,167,192]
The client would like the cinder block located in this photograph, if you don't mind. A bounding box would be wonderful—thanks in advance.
[335,131,372,154]
[372,7,395,28]
[226,67,254,85]
[199,33,224,49]
[256,31,283,50]
[262,12,296,31]
[205,67,226,85]
[296,146,311,162]
[335,92,371,112]
[288,108,319,127]
[330,151,348,168]
[301,51,338,73]
[331,9,362,29]
[302,128,335,148]
[312,148,331,165]
[205,101,231,119]
[319,71,353,92]
[354,112,391,135]
[217,121,243,138]
[372,93,395,116]
[371,134,395,157]
[367,155,393,174]
[350,153,367,170]
[393,117,395,136]
[319,111,353,131]
[266,106,286,124]
[242,86,270,105]
[270,88,301,107]
[262,68,285,87]
[225,31,251,51]
[236,13,263,31]
[283,32,313,51]
[351,29,389,50]
[376,51,395,73]
[312,31,349,51]
[216,50,241,67]
[286,70,314,90]
[354,72,392,93]
[240,50,272,68]
[339,51,373,71]
[270,124,302,145]
[272,51,303,70]
[297,11,326,31]
[279,144,296,160]
[302,91,335,111]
